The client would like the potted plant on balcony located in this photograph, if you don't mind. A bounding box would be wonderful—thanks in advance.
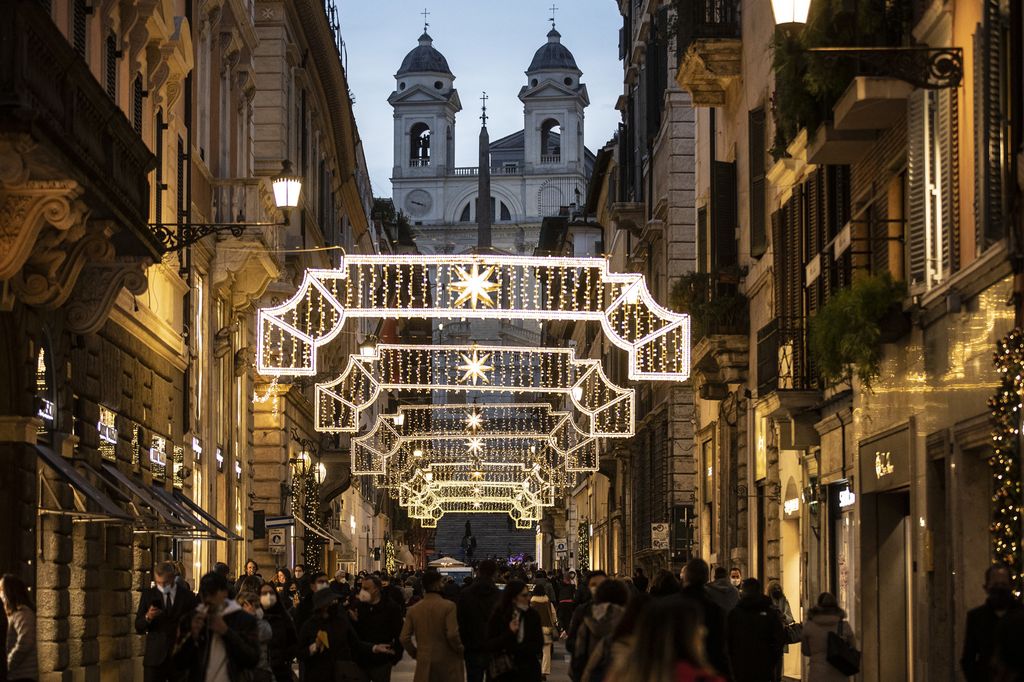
[808,273,905,387]
[670,271,748,339]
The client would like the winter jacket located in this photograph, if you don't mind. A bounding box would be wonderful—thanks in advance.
[800,607,857,682]
[457,577,502,655]
[400,592,465,682]
[961,597,1024,682]
[678,587,730,679]
[6,606,36,681]
[298,610,372,682]
[486,606,544,682]
[354,595,404,666]
[262,604,298,669]
[174,600,261,682]
[726,594,786,682]
[705,578,741,614]
[570,603,625,682]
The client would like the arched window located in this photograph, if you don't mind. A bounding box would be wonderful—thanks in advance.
[540,119,561,162]
[458,198,515,222]
[409,122,431,166]
[459,203,471,222]
[500,202,512,222]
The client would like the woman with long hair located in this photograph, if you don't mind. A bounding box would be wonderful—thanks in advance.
[259,581,298,682]
[485,579,544,682]
[273,568,293,610]
[2,574,36,681]
[611,596,724,682]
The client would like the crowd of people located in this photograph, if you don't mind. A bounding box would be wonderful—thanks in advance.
[0,554,1016,681]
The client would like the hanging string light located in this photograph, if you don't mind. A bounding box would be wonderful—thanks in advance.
[990,329,1024,592]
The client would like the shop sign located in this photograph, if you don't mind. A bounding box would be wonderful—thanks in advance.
[651,522,670,550]
[783,497,800,516]
[859,422,911,493]
[839,487,856,508]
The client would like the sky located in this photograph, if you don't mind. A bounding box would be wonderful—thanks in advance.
[339,0,624,197]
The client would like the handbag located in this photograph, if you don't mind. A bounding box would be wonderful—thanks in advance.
[826,617,861,676]
[488,652,516,679]
[784,621,803,645]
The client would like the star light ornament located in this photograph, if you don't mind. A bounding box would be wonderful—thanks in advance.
[450,263,500,309]
[466,437,485,455]
[465,411,484,432]
[457,349,493,385]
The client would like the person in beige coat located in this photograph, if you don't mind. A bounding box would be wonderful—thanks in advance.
[801,592,858,682]
[400,571,465,682]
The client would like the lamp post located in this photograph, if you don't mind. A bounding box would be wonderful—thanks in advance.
[770,0,963,90]
[151,160,302,251]
[289,429,326,570]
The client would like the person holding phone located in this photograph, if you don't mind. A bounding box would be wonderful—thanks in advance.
[135,561,196,682]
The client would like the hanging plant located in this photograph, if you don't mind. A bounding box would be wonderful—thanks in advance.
[808,273,905,387]
[670,271,747,339]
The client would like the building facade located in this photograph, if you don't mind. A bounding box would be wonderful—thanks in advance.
[0,0,377,676]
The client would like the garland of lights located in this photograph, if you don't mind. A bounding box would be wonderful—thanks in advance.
[290,471,322,570]
[578,522,590,573]
[256,253,690,382]
[384,535,396,575]
[316,344,635,437]
[990,329,1024,589]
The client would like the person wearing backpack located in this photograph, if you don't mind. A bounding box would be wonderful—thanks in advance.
[800,592,857,681]
[570,580,629,682]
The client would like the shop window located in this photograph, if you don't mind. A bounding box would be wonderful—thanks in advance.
[98,406,117,461]
[150,435,167,479]
[172,445,185,489]
[35,346,54,439]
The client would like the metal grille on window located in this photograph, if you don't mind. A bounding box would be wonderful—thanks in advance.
[73,0,88,57]
[749,108,767,257]
[105,32,117,99]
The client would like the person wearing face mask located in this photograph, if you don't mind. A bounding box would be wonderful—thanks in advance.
[569,580,628,682]
[135,561,196,682]
[730,567,743,589]
[565,570,607,664]
[400,570,465,682]
[800,592,856,681]
[706,567,741,614]
[258,582,298,682]
[485,580,544,682]
[174,571,261,682]
[962,563,1023,682]
[236,591,274,682]
[293,572,330,635]
[298,588,392,682]
[352,576,404,682]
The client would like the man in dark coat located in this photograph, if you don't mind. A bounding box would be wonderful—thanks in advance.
[962,563,1024,682]
[679,558,730,679]
[726,578,785,682]
[174,570,260,682]
[352,576,404,682]
[457,559,502,682]
[135,561,197,682]
[299,588,391,682]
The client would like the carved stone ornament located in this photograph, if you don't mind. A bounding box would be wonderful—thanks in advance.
[0,178,89,282]
[11,223,116,309]
[64,258,150,335]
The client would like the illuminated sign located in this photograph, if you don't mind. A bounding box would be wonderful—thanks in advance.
[783,498,800,515]
[874,451,894,478]
[838,487,856,508]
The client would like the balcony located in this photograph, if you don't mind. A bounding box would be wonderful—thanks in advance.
[675,0,741,106]
[540,154,562,165]
[408,158,431,168]
[449,166,522,177]
[209,178,282,309]
[756,318,821,447]
[832,76,914,130]
[673,273,749,395]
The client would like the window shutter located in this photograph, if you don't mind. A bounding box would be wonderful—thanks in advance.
[73,0,88,57]
[749,108,767,257]
[804,170,823,316]
[132,75,144,135]
[697,205,709,273]
[906,90,928,288]
[936,87,958,277]
[771,208,784,313]
[784,186,804,322]
[105,32,118,99]
[974,0,1006,252]
[176,136,185,222]
[869,193,889,275]
[711,161,738,270]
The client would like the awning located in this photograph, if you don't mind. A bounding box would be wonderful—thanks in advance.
[98,462,190,531]
[149,485,226,541]
[35,445,132,522]
[173,490,242,541]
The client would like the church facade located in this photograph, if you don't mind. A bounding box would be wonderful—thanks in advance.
[389,28,596,256]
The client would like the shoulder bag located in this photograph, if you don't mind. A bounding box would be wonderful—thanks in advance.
[826,616,861,676]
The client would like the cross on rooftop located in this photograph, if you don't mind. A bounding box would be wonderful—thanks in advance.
[421,7,430,33]
[549,3,558,29]
[480,92,488,125]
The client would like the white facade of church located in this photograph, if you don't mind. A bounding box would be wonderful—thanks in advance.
[389,28,594,256]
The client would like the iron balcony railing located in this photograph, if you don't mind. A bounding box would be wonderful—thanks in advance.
[756,318,818,395]
[676,0,741,57]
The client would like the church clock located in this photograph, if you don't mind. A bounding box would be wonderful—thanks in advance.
[404,190,433,217]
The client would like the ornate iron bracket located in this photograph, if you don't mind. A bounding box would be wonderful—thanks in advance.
[805,46,963,90]
[149,220,285,252]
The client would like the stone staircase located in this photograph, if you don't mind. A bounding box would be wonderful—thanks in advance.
[433,513,536,563]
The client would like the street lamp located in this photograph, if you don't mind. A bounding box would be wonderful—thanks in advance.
[770,1,963,90]
[151,160,302,252]
[360,334,379,357]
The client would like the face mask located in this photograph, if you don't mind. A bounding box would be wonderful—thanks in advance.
[357,589,373,603]
[254,607,264,619]
[731,578,741,587]
[516,602,529,611]
[161,585,173,595]
[260,594,277,609]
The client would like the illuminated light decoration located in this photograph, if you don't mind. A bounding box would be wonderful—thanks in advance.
[215,447,224,471]
[838,487,856,508]
[256,254,690,382]
[316,345,635,437]
[150,436,168,466]
[449,263,501,309]
[989,329,1024,592]
[457,349,493,385]
[399,472,556,528]
[191,436,203,462]
[577,522,590,572]
[465,411,483,431]
[98,406,117,461]
[350,403,599,476]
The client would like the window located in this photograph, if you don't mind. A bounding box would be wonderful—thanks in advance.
[500,202,512,222]
[409,122,431,165]
[459,203,471,222]
[711,161,737,271]
[150,435,167,479]
[907,89,957,292]
[132,75,144,135]
[98,406,117,461]
[105,32,118,99]
[749,109,767,257]
[540,119,561,160]
[35,346,54,437]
